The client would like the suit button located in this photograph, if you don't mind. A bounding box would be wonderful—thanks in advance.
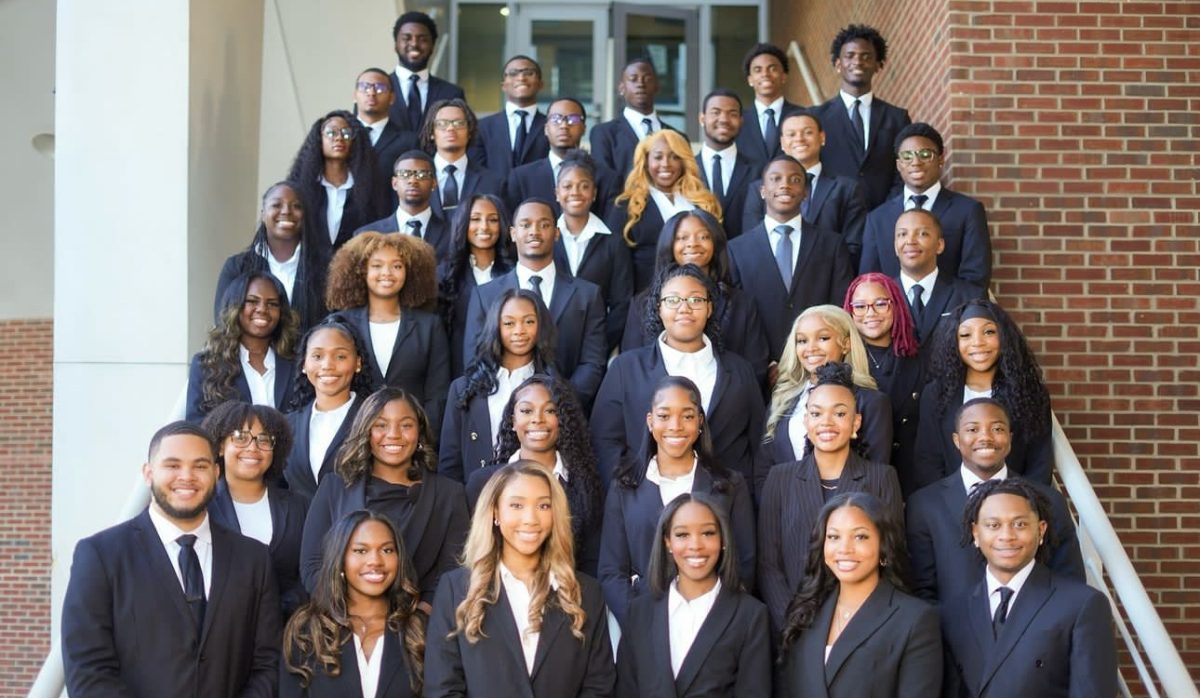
[900,418,908,424]
[479,459,486,466]
[470,432,478,441]
[912,392,919,400]
[1035,659,1044,668]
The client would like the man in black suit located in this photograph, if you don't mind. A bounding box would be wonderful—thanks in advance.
[423,98,504,220]
[589,57,676,182]
[728,155,854,363]
[736,43,804,163]
[62,422,280,696]
[695,88,761,238]
[860,122,993,289]
[892,208,985,343]
[355,149,450,260]
[463,198,608,407]
[906,398,1084,605]
[353,67,418,205]
[811,24,911,211]
[467,55,550,178]
[388,12,465,133]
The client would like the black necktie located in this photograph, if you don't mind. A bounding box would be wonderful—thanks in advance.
[529,274,544,302]
[801,171,816,217]
[177,534,206,640]
[992,586,1014,638]
[763,108,779,155]
[406,74,423,131]
[910,193,929,210]
[512,110,529,166]
[641,118,654,138]
[406,219,423,239]
[851,99,866,152]
[711,153,724,201]
[442,164,459,209]
[911,283,925,320]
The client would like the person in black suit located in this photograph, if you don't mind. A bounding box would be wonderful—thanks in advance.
[506,97,624,219]
[758,363,903,632]
[728,154,855,362]
[599,375,756,626]
[354,149,452,261]
[907,398,1084,606]
[943,478,1117,698]
[780,491,942,697]
[62,421,280,696]
[425,461,617,697]
[215,181,330,333]
[353,67,419,204]
[288,110,391,256]
[554,150,635,351]
[388,12,465,133]
[811,24,911,211]
[463,198,609,408]
[324,231,450,434]
[283,318,373,501]
[695,88,761,239]
[281,510,426,697]
[187,272,299,423]
[590,57,678,182]
[737,43,805,163]
[420,98,505,220]
[301,388,469,606]
[859,122,993,289]
[468,55,550,178]
[202,402,308,618]
[913,299,1054,491]
[616,492,770,697]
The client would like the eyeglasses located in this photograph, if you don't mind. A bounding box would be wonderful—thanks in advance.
[322,127,355,141]
[548,113,586,126]
[897,148,939,162]
[659,295,710,310]
[394,169,435,181]
[504,67,539,79]
[433,118,468,131]
[356,81,390,95]
[848,298,894,316]
[228,429,276,450]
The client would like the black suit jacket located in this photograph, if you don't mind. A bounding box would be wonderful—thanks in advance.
[62,510,280,697]
[604,200,667,294]
[282,395,364,502]
[431,160,505,220]
[757,452,903,631]
[281,628,415,698]
[860,189,993,290]
[553,225,635,351]
[469,109,551,178]
[741,173,867,257]
[184,351,295,423]
[208,481,309,618]
[438,259,510,377]
[312,186,384,256]
[589,117,679,183]
[866,349,926,494]
[388,73,465,132]
[783,579,943,698]
[372,119,419,206]
[727,221,855,359]
[812,95,911,211]
[894,273,986,345]
[463,269,608,408]
[424,567,616,698]
[616,585,771,698]
[942,564,1117,698]
[438,375,500,483]
[504,157,623,220]
[598,467,756,626]
[695,149,762,239]
[355,208,452,262]
[735,100,805,163]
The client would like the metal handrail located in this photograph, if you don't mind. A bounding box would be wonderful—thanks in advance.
[787,40,824,105]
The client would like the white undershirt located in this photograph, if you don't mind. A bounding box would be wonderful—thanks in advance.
[369,319,401,375]
[964,385,993,402]
[308,393,356,482]
[986,559,1037,618]
[239,345,277,407]
[557,212,612,276]
[667,578,721,678]
[231,489,273,546]
[470,260,494,286]
[961,464,1009,495]
[644,455,697,506]
[657,332,718,413]
[352,632,385,698]
[500,562,560,675]
[489,362,535,446]
[649,187,696,221]
[259,242,300,301]
[147,507,213,597]
[515,261,557,308]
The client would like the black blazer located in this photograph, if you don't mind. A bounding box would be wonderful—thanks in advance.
[604,199,666,294]
[431,160,506,220]
[906,473,1084,605]
[598,467,756,626]
[463,270,608,409]
[616,585,771,698]
[438,259,510,378]
[728,222,855,359]
[299,471,468,604]
[424,567,617,698]
[757,452,903,631]
[388,73,465,132]
[811,95,911,211]
[215,248,330,333]
[893,273,986,345]
[354,208,452,263]
[62,510,280,697]
[184,351,296,423]
[941,564,1118,698]
[208,481,309,618]
[860,189,993,290]
[372,119,420,205]
[282,395,365,502]
[504,157,623,220]
[470,109,551,178]
[281,628,415,698]
[312,186,386,255]
[734,100,805,163]
[695,149,762,239]
[589,117,679,183]
[438,374,500,483]
[553,225,635,351]
[866,349,926,494]
[783,579,943,698]
[590,344,765,488]
[741,173,867,257]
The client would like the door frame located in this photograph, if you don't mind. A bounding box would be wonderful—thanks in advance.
[611,3,700,141]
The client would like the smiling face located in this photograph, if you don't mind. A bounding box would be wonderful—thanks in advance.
[747,52,787,102]
[143,434,218,528]
[302,327,361,399]
[665,501,722,587]
[555,166,597,218]
[658,275,712,350]
[501,57,542,105]
[467,198,501,251]
[262,184,303,244]
[365,246,406,302]
[780,114,825,168]
[849,281,894,347]
[239,277,281,342]
[512,384,559,455]
[823,504,882,587]
[370,398,420,473]
[954,402,1012,478]
[957,317,1001,380]
[499,296,539,363]
[894,209,945,277]
[760,158,807,220]
[646,139,685,191]
[221,417,273,485]
[804,383,862,454]
[646,384,703,462]
[496,473,554,563]
[342,519,400,601]
[672,215,715,270]
[794,314,849,375]
[510,202,559,264]
[835,38,880,94]
[321,116,353,161]
[700,94,743,149]
[619,61,659,113]
[895,135,944,193]
[395,21,434,71]
[973,493,1048,583]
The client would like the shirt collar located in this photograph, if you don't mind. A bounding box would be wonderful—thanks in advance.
[840,90,874,110]
[516,260,556,285]
[658,331,715,367]
[755,97,784,116]
[623,106,660,132]
[899,266,939,295]
[319,171,355,191]
[434,153,468,171]
[396,206,434,229]
[805,162,823,178]
[557,212,611,239]
[395,65,430,83]
[904,180,943,204]
[701,143,737,161]
[313,392,357,417]
[667,578,721,615]
[507,449,569,482]
[645,455,698,486]
[960,464,1009,494]
[148,505,212,547]
[499,561,560,591]
[497,361,535,382]
[506,101,538,119]
[548,150,565,174]
[257,241,301,266]
[764,213,804,233]
[238,345,277,371]
[359,115,389,130]
[986,558,1036,598]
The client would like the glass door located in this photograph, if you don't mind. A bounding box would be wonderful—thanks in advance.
[612,4,700,141]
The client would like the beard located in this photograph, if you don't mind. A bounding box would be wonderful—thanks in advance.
[397,53,430,72]
[150,479,216,521]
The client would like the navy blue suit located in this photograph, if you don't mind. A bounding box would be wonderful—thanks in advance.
[734,100,804,163]
[811,94,911,210]
[281,629,416,698]
[504,157,623,220]
[553,227,635,351]
[353,208,451,262]
[431,160,505,221]
[282,395,364,502]
[387,73,465,132]
[741,173,867,257]
[589,118,678,183]
[695,149,761,239]
[184,352,296,423]
[438,374,502,483]
[469,109,550,178]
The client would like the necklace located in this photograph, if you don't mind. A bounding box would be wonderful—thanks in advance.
[833,597,867,635]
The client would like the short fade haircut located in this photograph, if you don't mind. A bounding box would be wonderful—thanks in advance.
[781,110,825,133]
[896,208,944,239]
[954,396,1010,430]
[514,197,556,219]
[893,122,945,156]
[393,11,438,43]
[830,24,889,65]
[548,97,588,120]
[742,42,789,76]
[623,55,656,74]
[356,67,391,84]
[147,421,216,462]
[701,87,743,112]
[761,153,805,180]
[502,54,543,79]
[392,149,435,173]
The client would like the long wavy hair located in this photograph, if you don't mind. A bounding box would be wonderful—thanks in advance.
[457,289,558,408]
[646,492,740,596]
[778,492,910,658]
[335,388,435,485]
[439,194,516,329]
[288,319,375,411]
[766,305,877,439]
[451,461,587,643]
[926,298,1051,441]
[286,110,389,235]
[641,263,724,353]
[843,273,919,358]
[201,401,293,484]
[283,510,425,692]
[198,272,300,416]
[615,130,722,246]
[324,232,438,312]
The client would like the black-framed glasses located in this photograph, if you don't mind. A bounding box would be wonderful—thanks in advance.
[322,127,355,141]
[659,295,710,310]
[229,430,276,450]
[504,67,539,79]
[897,148,939,162]
[433,118,468,131]
[849,298,894,316]
[394,169,435,181]
[548,113,585,126]
[356,81,390,95]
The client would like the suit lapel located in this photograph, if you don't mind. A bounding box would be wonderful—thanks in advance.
[530,598,569,680]
[520,112,547,161]
[751,227,790,295]
[493,586,534,682]
[807,175,834,220]
[726,156,753,208]
[133,511,196,630]
[800,589,837,695]
[274,356,295,408]
[289,405,318,494]
[707,354,732,417]
[383,312,418,385]
[674,586,739,695]
[865,101,885,162]
[468,395,493,464]
[266,487,286,554]
[965,579,995,684]
[825,581,898,685]
[549,272,576,321]
[789,223,819,295]
[210,483,240,533]
[199,524,234,649]
[344,307,381,386]
[374,629,406,698]
[921,280,954,340]
[321,396,360,477]
[981,565,1055,691]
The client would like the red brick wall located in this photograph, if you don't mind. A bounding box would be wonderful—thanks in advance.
[0,319,52,695]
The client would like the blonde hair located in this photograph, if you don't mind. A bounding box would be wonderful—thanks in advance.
[615,130,722,246]
[451,462,587,644]
[765,305,878,439]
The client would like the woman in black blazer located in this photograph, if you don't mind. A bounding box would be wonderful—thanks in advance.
[600,375,756,627]
[780,492,942,697]
[616,492,771,698]
[325,231,451,435]
[300,387,468,606]
[185,271,299,423]
[437,193,516,377]
[425,461,616,697]
[439,288,557,482]
[758,362,903,632]
[621,209,770,386]
[282,510,426,697]
[202,401,308,618]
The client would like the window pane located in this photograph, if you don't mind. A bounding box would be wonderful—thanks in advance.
[711,6,758,109]
[455,4,507,114]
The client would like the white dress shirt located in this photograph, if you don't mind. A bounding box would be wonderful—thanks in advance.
[788,384,814,461]
[359,116,389,146]
[515,261,557,308]
[147,506,213,597]
[623,106,662,139]
[986,559,1037,617]
[369,319,401,375]
[394,65,430,110]
[394,206,434,239]
[434,153,469,194]
[507,449,569,483]
[506,101,539,148]
[667,579,722,678]
[899,267,939,310]
[839,91,874,148]
[352,632,385,698]
[239,345,277,407]
[231,489,273,546]
[961,464,1010,495]
[764,214,804,273]
[904,181,943,209]
[471,259,495,286]
[658,332,718,413]
[499,562,560,675]
[489,362,536,444]
[755,97,785,136]
[308,393,357,482]
[700,144,737,196]
[557,212,612,275]
[645,455,697,506]
[319,172,355,244]
[805,162,823,200]
[649,187,696,222]
[260,242,301,301]
[964,385,993,402]
[547,151,565,184]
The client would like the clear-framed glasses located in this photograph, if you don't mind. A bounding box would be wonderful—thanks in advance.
[228,429,276,450]
[433,118,468,131]
[356,81,390,95]
[322,127,356,141]
[547,113,586,127]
